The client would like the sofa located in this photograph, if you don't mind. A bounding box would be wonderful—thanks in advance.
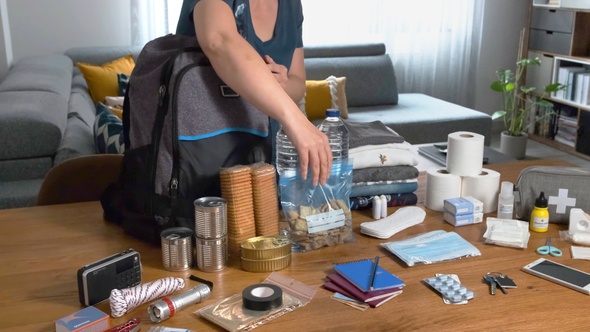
[0,46,142,209]
[0,42,491,210]
[303,43,492,145]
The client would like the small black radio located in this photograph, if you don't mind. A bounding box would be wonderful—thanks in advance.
[77,248,141,306]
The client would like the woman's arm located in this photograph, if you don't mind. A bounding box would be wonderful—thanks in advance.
[264,47,306,103]
[193,0,331,185]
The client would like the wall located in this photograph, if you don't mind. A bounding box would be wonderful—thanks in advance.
[0,0,131,73]
[475,0,529,133]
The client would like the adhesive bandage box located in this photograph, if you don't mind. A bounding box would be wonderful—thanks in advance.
[444,196,483,216]
[444,211,484,226]
[55,306,109,332]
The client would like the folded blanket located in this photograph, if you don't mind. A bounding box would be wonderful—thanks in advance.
[343,120,405,149]
[350,145,419,169]
[350,181,418,197]
[353,165,419,183]
[350,193,418,210]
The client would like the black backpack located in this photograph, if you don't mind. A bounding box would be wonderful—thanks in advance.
[102,34,271,244]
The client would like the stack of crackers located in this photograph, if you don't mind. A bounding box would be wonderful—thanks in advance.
[250,162,279,237]
[220,162,279,259]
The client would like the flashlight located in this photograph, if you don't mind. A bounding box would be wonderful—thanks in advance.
[148,283,211,323]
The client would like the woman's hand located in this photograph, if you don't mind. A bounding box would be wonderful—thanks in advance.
[264,55,289,89]
[282,117,332,186]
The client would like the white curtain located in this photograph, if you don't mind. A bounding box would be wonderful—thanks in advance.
[130,0,175,46]
[156,0,483,107]
[301,0,484,108]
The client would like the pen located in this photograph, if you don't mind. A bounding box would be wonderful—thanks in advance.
[369,256,380,291]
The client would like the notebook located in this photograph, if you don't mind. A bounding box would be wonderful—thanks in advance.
[322,280,402,308]
[333,258,405,292]
[326,273,403,302]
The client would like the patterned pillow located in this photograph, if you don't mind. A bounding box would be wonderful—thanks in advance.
[117,73,130,96]
[94,103,125,154]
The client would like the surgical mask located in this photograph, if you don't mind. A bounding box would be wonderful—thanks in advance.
[381,230,481,267]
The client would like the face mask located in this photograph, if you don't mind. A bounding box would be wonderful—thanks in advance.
[381,230,481,267]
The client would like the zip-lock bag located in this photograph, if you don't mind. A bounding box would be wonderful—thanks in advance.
[101,34,270,244]
[515,166,590,223]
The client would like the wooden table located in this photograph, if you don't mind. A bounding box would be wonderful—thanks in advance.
[1,159,586,331]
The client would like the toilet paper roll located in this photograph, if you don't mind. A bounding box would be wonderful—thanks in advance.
[461,168,501,214]
[425,167,462,212]
[446,131,485,176]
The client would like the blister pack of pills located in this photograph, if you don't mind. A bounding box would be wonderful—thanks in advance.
[423,274,474,303]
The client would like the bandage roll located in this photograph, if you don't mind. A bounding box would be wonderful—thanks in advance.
[425,168,462,212]
[461,168,501,213]
[446,131,485,176]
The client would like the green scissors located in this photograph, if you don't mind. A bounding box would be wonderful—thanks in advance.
[536,237,563,257]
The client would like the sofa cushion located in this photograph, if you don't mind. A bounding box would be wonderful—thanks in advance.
[0,91,67,160]
[0,157,52,182]
[54,115,97,165]
[0,178,44,209]
[305,54,398,107]
[346,93,492,145]
[76,54,135,104]
[0,55,73,98]
[65,45,143,67]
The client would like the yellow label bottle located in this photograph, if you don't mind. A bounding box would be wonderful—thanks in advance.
[530,191,549,233]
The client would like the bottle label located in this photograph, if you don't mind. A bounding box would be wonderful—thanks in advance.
[499,204,513,214]
[532,216,549,230]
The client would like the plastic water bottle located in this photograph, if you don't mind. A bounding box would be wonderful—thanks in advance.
[275,126,298,177]
[318,108,349,160]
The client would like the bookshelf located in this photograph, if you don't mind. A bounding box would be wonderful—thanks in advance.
[526,0,590,160]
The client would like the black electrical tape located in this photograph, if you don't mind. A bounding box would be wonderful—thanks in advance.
[242,283,283,311]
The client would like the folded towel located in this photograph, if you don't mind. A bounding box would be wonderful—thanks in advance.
[350,182,418,197]
[350,193,418,210]
[343,120,405,149]
[350,145,419,169]
[353,165,419,183]
[349,142,411,154]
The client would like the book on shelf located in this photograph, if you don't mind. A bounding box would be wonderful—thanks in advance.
[554,135,576,147]
[333,258,405,292]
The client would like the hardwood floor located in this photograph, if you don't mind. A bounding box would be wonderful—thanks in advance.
[490,134,590,168]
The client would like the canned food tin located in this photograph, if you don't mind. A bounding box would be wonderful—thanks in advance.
[161,227,193,271]
[194,197,227,239]
[195,236,228,272]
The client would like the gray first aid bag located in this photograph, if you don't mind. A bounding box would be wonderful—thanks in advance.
[515,166,590,223]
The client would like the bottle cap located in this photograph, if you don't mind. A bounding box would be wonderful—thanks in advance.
[500,181,513,197]
[535,191,548,208]
[325,109,340,117]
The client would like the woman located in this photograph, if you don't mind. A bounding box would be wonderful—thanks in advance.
[176,0,332,186]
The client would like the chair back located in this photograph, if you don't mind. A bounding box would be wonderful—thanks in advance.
[36,154,123,206]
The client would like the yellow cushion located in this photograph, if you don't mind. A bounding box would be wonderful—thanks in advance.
[304,76,348,121]
[76,55,135,104]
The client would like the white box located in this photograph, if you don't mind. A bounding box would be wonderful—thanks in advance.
[443,196,483,216]
[444,211,484,227]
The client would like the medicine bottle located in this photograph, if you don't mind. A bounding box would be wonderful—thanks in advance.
[530,191,549,233]
[497,181,514,219]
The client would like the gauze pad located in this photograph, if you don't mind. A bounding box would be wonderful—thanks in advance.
[361,206,426,239]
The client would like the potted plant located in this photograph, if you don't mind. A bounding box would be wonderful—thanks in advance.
[490,57,563,159]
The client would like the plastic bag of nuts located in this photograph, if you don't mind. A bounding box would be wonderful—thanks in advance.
[279,160,354,252]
